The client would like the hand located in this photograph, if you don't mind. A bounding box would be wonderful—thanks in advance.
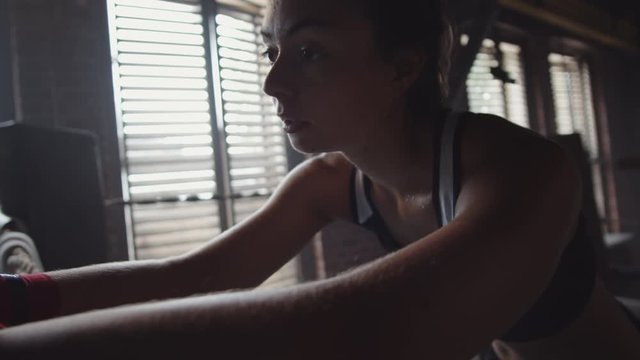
[6,247,39,274]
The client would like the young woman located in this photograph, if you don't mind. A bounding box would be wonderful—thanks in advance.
[1,0,639,358]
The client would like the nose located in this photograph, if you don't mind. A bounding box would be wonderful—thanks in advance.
[262,56,293,105]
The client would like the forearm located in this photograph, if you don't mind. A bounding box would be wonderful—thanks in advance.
[0,251,461,360]
[0,217,553,360]
[47,258,186,316]
[0,279,371,360]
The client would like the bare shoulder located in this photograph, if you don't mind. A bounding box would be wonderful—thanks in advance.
[456,113,582,248]
[459,112,579,187]
[281,152,352,188]
[272,152,354,222]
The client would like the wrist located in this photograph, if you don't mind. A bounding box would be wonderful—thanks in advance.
[0,273,60,326]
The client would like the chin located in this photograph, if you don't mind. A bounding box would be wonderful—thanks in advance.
[288,135,335,155]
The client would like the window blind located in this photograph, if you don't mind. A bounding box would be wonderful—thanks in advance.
[211,3,299,287]
[548,53,599,158]
[213,5,288,223]
[466,39,530,128]
[548,53,606,220]
[108,0,300,287]
[108,0,219,260]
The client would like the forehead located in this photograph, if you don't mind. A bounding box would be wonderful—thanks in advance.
[262,0,363,39]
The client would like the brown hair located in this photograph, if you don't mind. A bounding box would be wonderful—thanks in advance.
[352,0,452,119]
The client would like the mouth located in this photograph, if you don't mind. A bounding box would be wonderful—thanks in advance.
[281,119,310,134]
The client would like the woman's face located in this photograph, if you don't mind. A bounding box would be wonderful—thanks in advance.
[262,0,403,154]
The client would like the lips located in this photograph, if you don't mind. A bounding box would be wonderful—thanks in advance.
[282,119,310,134]
[277,103,311,133]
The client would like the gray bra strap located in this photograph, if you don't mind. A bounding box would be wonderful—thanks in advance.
[438,111,464,226]
[354,168,373,224]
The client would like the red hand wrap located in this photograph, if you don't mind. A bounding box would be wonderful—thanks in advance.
[0,275,10,326]
[22,273,61,322]
[0,273,60,327]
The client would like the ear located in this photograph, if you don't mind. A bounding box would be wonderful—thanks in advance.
[392,48,427,89]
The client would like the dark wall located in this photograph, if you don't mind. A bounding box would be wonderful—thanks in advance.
[601,51,640,263]
[1,0,14,122]
[7,0,128,261]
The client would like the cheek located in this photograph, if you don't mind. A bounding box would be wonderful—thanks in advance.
[307,68,394,119]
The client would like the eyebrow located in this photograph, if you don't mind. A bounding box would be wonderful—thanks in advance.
[261,17,331,42]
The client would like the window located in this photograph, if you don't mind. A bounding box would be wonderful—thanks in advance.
[107,0,299,287]
[466,39,530,128]
[548,53,610,227]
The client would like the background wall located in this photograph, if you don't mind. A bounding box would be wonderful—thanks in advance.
[602,51,640,265]
[6,0,128,261]
[0,0,13,122]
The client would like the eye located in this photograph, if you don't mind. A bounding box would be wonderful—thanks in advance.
[299,46,320,61]
[261,47,278,64]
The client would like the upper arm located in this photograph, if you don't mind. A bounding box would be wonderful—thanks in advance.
[170,153,351,293]
[328,117,583,359]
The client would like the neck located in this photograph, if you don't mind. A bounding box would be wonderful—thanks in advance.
[341,110,440,199]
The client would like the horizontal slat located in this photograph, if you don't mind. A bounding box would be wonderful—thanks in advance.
[216,26,256,42]
[126,149,213,162]
[224,113,278,123]
[222,91,263,103]
[226,137,284,146]
[223,103,265,114]
[121,89,208,101]
[128,161,215,177]
[124,123,211,135]
[230,163,287,175]
[230,178,283,193]
[115,18,203,34]
[135,216,219,236]
[132,200,218,221]
[226,127,282,137]
[221,79,261,92]
[118,53,206,67]
[130,180,216,195]
[135,229,218,253]
[218,36,257,52]
[115,0,201,12]
[227,146,285,156]
[115,5,202,24]
[121,76,207,89]
[231,174,285,185]
[136,239,212,260]
[216,13,255,31]
[119,65,206,78]
[219,58,258,72]
[116,29,204,45]
[130,169,215,186]
[125,135,213,150]
[220,68,260,82]
[123,112,210,123]
[230,166,285,178]
[121,100,209,112]
[118,41,206,56]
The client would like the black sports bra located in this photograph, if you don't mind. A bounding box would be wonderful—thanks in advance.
[349,111,597,342]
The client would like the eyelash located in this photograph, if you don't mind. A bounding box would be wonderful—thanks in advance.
[261,48,278,64]
[260,46,321,65]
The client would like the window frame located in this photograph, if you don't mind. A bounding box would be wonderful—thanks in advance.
[546,37,620,232]
[462,23,537,131]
